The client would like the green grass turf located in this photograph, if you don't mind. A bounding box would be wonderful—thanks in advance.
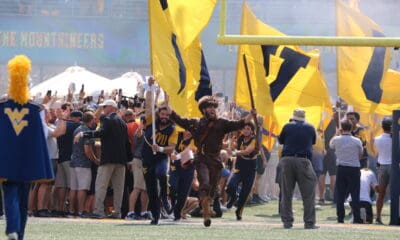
[0,200,398,240]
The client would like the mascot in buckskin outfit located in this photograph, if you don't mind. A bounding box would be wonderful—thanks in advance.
[169,95,256,227]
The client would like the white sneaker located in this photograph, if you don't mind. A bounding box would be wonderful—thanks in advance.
[125,212,137,220]
[349,214,354,224]
[260,195,271,202]
[360,208,366,223]
[8,232,18,240]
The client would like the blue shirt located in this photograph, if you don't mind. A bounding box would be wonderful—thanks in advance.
[279,120,316,159]
[71,124,95,168]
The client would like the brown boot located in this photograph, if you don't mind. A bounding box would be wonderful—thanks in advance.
[201,196,212,227]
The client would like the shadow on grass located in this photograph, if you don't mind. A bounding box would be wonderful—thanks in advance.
[255,213,280,218]
[115,221,182,227]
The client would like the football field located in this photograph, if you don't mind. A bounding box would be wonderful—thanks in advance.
[0,200,398,240]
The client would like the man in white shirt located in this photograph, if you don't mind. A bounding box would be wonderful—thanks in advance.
[373,117,392,225]
[330,119,363,224]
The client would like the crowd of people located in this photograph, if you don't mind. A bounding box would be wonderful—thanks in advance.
[1,76,269,227]
[28,85,394,226]
[0,56,396,239]
[276,106,394,228]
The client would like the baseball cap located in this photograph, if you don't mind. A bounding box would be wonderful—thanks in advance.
[70,110,83,118]
[99,99,118,108]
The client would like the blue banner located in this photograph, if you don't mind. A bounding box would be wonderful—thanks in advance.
[0,16,148,65]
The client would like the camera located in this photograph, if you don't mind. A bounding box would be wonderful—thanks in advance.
[120,94,145,109]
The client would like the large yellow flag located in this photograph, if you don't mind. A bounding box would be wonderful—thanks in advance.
[236,2,332,150]
[235,2,276,151]
[149,0,214,117]
[337,0,400,114]
[164,0,217,49]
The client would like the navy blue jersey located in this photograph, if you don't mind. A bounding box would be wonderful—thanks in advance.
[170,131,194,169]
[57,121,81,162]
[235,135,257,172]
[142,120,177,163]
[175,132,193,153]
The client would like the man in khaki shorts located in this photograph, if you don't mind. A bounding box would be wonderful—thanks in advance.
[373,117,393,225]
[70,111,99,217]
[126,117,150,220]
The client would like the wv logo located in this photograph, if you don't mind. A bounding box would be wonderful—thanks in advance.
[261,45,310,101]
[4,108,29,136]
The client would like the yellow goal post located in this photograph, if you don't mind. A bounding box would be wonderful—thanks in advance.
[216,0,400,47]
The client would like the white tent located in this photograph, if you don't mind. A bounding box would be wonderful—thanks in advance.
[110,72,144,97]
[30,66,111,97]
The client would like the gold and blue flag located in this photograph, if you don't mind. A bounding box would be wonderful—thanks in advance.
[236,2,332,150]
[149,0,215,117]
[337,0,400,114]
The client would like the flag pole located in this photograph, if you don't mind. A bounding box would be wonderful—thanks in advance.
[242,54,260,153]
[151,85,157,155]
[148,1,156,154]
[148,0,154,74]
[228,102,235,150]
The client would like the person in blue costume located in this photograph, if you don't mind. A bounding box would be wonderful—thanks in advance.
[0,55,54,240]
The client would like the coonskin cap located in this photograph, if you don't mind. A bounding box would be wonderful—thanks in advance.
[198,95,218,112]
